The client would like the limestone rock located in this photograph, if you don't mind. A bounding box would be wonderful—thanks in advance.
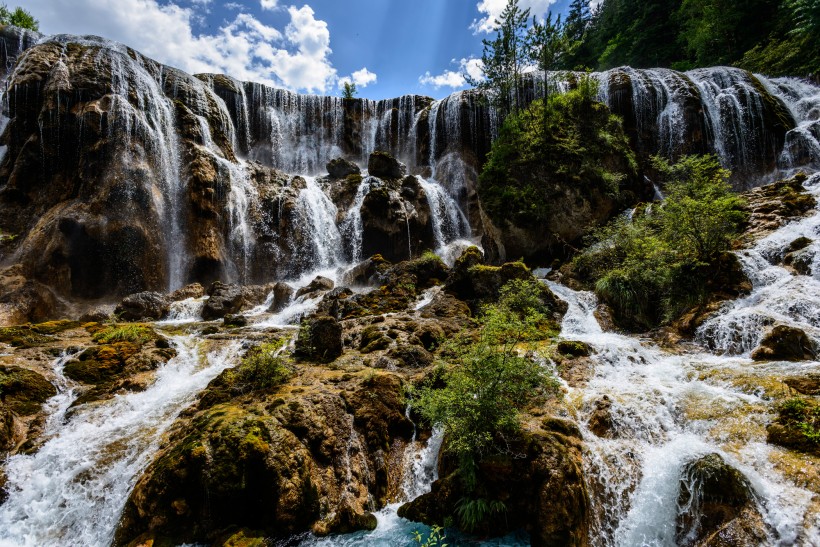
[169,283,205,301]
[115,292,170,322]
[327,157,361,179]
[202,282,244,320]
[295,315,343,362]
[295,276,334,299]
[367,151,406,179]
[751,325,816,361]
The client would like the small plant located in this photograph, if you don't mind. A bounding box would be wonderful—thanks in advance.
[455,497,507,532]
[780,397,820,443]
[412,525,447,547]
[0,4,38,31]
[341,81,357,99]
[92,324,154,345]
[234,340,292,390]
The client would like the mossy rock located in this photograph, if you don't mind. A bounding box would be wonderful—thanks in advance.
[0,326,51,348]
[556,340,592,357]
[0,365,56,415]
[767,397,820,456]
[64,342,140,384]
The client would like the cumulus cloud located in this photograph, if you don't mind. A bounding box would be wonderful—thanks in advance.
[260,0,277,11]
[471,0,558,33]
[339,67,378,89]
[224,2,244,9]
[419,58,484,90]
[24,0,339,93]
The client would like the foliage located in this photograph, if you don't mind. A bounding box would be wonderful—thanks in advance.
[412,525,448,547]
[233,340,292,390]
[455,497,507,532]
[470,0,531,118]
[92,324,154,345]
[0,4,38,31]
[779,397,820,443]
[554,0,816,77]
[478,79,636,226]
[573,154,746,329]
[526,12,565,102]
[411,279,560,473]
[341,81,357,100]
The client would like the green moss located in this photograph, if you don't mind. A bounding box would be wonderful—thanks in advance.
[0,365,56,415]
[0,326,51,348]
[92,324,155,345]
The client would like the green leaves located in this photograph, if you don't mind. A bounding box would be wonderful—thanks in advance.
[575,154,747,329]
[0,4,39,32]
[411,279,559,464]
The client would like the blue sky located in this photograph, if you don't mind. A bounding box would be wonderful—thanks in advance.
[24,0,576,99]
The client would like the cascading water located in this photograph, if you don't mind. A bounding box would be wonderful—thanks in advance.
[761,76,820,174]
[546,174,820,546]
[295,176,343,269]
[340,177,372,263]
[0,337,241,547]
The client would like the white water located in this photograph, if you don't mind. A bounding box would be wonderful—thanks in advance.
[295,176,343,269]
[340,177,372,263]
[0,337,241,547]
[548,175,820,546]
[159,296,208,324]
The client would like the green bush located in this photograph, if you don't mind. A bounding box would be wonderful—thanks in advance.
[233,341,292,390]
[412,279,560,475]
[412,525,447,547]
[455,497,507,533]
[573,154,746,329]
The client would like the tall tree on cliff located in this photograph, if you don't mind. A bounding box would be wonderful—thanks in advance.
[470,0,531,119]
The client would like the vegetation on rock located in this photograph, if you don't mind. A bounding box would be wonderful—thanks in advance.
[411,278,561,525]
[0,4,38,31]
[573,154,746,330]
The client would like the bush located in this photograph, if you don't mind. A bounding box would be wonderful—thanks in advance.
[412,279,560,473]
[573,154,746,329]
[233,341,293,390]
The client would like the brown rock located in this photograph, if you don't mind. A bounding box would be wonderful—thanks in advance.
[751,325,816,361]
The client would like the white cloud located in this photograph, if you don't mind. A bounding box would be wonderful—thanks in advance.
[24,0,339,93]
[224,2,244,10]
[339,67,377,89]
[471,0,558,33]
[419,58,484,90]
[260,0,277,11]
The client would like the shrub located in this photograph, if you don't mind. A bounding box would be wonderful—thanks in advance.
[233,341,293,390]
[573,154,747,329]
[412,279,560,474]
[0,4,39,31]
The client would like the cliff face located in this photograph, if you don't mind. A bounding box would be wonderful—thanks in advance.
[0,26,814,322]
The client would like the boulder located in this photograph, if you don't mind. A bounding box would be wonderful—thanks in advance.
[79,305,114,323]
[367,151,406,179]
[784,373,820,395]
[0,365,57,417]
[223,314,248,327]
[327,157,361,179]
[169,283,205,301]
[398,419,589,544]
[751,325,816,361]
[115,292,170,321]
[586,396,615,438]
[268,282,295,313]
[675,453,766,546]
[202,282,244,320]
[295,276,335,299]
[295,315,343,362]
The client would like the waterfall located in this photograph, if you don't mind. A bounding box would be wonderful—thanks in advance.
[760,76,820,174]
[0,337,242,547]
[417,176,469,250]
[340,177,372,263]
[295,176,343,269]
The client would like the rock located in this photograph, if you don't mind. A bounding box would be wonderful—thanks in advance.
[223,314,248,327]
[751,325,816,361]
[327,157,361,179]
[0,403,24,453]
[367,151,406,179]
[786,236,813,254]
[398,422,589,544]
[341,256,391,286]
[115,292,170,322]
[389,345,433,368]
[676,453,766,546]
[784,373,820,395]
[557,340,592,357]
[784,246,814,276]
[240,284,278,308]
[295,276,335,299]
[767,397,820,456]
[79,305,114,323]
[0,365,57,416]
[586,396,615,438]
[202,282,244,320]
[169,283,205,301]
[268,282,295,313]
[295,315,343,362]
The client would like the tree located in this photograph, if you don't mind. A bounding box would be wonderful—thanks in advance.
[412,279,559,476]
[0,4,39,32]
[470,0,531,119]
[560,0,592,69]
[341,81,357,100]
[526,12,565,102]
